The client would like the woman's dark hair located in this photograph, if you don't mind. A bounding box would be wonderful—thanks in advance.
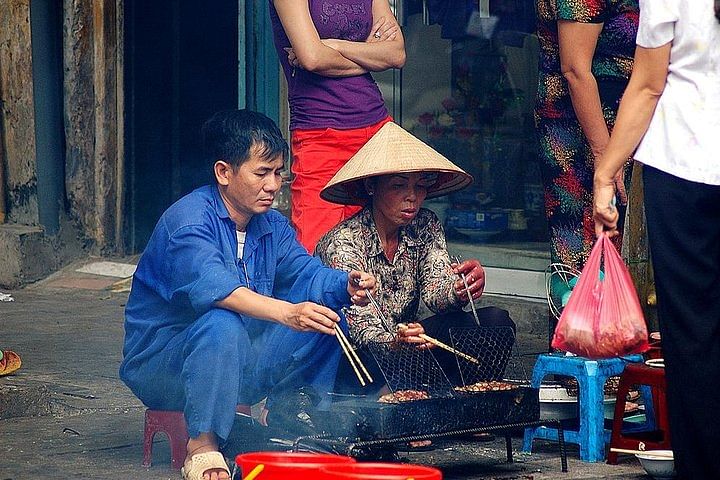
[201,109,288,168]
[716,0,720,23]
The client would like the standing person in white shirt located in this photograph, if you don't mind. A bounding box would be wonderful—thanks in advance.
[593,1,720,477]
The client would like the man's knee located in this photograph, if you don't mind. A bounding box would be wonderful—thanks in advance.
[187,308,251,355]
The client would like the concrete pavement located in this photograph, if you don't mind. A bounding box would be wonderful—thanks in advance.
[0,258,652,479]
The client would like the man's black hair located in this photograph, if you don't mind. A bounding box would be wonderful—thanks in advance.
[201,109,288,168]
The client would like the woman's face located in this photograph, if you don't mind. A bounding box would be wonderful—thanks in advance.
[369,173,434,229]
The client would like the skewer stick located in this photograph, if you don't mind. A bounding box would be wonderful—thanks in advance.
[336,324,373,383]
[459,272,480,327]
[452,254,480,327]
[609,448,673,458]
[335,325,366,387]
[418,333,479,364]
[365,290,396,333]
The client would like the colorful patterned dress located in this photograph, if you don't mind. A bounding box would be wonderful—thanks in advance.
[535,0,639,271]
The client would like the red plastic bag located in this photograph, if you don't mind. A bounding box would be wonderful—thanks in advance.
[551,234,649,358]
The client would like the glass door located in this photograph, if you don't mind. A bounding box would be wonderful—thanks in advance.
[376,0,548,276]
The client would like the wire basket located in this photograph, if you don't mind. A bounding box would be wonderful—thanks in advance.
[449,326,518,387]
[367,340,456,399]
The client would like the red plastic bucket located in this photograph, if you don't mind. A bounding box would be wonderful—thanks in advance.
[318,462,443,479]
[235,451,356,479]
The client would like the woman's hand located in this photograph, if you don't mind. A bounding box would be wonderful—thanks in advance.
[366,16,399,43]
[451,259,485,301]
[593,170,620,237]
[284,47,300,68]
[347,270,377,306]
[396,323,434,349]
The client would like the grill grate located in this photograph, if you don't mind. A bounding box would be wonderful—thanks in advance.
[450,326,518,386]
[368,340,455,398]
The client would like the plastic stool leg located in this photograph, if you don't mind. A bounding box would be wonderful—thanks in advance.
[142,421,155,468]
[523,358,551,452]
[577,373,607,462]
[168,426,189,470]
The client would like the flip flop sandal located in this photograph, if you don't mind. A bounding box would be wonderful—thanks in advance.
[181,451,231,480]
[0,350,21,376]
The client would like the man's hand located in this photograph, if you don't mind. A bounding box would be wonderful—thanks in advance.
[347,270,377,306]
[280,302,339,335]
[396,323,434,350]
[452,259,485,301]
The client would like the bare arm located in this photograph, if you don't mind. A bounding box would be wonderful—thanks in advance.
[558,20,608,160]
[216,286,340,335]
[273,0,367,77]
[322,0,406,71]
[216,271,376,335]
[593,44,671,235]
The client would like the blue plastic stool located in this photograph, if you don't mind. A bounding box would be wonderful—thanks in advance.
[522,353,643,462]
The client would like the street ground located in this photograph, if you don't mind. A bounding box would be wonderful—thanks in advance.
[0,258,651,479]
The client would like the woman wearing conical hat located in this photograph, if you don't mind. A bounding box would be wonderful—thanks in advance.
[315,122,515,393]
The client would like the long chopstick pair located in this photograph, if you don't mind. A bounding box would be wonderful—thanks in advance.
[609,447,673,458]
[451,254,481,327]
[335,323,373,386]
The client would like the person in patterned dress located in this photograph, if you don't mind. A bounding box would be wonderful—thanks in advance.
[535,0,639,274]
[316,122,515,393]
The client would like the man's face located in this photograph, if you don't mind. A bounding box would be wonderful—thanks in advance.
[215,145,284,227]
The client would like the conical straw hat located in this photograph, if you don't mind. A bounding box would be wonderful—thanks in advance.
[321,122,473,205]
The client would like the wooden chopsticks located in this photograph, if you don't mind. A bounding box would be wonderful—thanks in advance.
[418,333,479,364]
[335,324,373,386]
[609,448,673,458]
[396,323,479,365]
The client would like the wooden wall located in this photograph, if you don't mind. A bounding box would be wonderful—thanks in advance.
[0,0,39,226]
[64,0,124,252]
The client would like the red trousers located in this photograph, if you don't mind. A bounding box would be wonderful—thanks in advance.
[290,116,392,253]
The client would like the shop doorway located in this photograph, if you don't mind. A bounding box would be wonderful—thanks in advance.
[123,0,239,251]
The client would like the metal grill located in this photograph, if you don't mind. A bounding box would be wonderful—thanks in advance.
[367,340,455,398]
[450,326,518,386]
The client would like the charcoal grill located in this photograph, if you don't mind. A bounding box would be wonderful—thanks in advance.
[294,326,567,472]
[319,385,539,439]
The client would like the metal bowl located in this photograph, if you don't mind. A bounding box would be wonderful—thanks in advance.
[635,450,676,479]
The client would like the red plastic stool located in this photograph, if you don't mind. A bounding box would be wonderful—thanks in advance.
[607,363,670,464]
[143,410,189,470]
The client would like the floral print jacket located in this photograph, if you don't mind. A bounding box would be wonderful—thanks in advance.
[315,207,464,346]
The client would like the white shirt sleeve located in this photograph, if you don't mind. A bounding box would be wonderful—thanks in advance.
[637,0,679,48]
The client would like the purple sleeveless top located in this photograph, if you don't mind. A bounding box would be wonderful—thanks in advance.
[269,0,389,131]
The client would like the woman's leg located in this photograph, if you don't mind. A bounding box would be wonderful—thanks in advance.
[290,117,391,253]
[538,119,628,272]
[643,166,720,479]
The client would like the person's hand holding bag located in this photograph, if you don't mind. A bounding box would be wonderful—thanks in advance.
[551,234,649,358]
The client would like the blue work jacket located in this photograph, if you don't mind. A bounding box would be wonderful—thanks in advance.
[121,185,350,372]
